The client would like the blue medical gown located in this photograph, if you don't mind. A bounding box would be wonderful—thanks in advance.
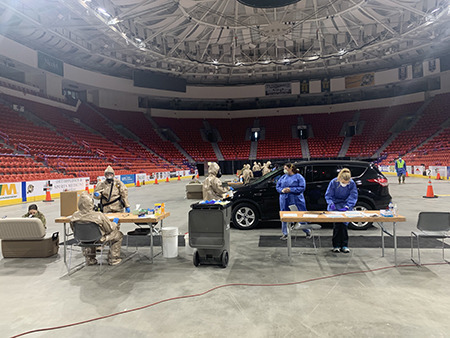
[276,173,307,211]
[325,178,358,211]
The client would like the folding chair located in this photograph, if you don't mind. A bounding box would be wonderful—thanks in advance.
[68,221,111,274]
[288,205,322,250]
[411,212,450,265]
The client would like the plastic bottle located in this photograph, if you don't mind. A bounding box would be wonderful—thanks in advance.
[393,203,398,216]
[161,203,165,214]
[388,202,394,215]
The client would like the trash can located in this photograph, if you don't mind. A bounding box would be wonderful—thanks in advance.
[188,202,231,268]
[162,227,178,258]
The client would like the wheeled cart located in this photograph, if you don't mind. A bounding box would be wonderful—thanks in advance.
[188,202,231,268]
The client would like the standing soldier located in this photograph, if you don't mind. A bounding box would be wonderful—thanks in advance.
[93,166,131,213]
[242,164,254,184]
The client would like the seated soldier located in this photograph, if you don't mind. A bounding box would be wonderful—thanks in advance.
[22,204,47,229]
[70,192,123,266]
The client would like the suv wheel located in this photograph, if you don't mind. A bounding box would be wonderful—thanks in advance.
[348,202,373,230]
[232,203,259,230]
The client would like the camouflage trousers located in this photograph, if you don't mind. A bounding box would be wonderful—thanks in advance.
[83,229,123,261]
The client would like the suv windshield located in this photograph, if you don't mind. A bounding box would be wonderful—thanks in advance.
[249,167,282,185]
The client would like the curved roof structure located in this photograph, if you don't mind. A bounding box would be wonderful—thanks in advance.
[0,0,449,84]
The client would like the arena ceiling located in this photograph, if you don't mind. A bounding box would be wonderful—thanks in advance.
[0,0,449,85]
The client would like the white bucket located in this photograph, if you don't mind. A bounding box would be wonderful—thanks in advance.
[162,227,178,258]
[184,233,194,256]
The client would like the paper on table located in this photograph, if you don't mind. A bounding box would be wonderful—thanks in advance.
[344,211,367,217]
[302,214,319,218]
[283,213,298,217]
[324,213,345,218]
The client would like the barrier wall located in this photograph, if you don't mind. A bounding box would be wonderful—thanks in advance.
[0,171,193,207]
[381,165,450,180]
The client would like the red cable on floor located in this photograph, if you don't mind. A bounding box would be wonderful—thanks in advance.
[11,262,448,337]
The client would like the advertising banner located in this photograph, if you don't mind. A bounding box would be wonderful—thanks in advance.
[37,51,64,76]
[265,82,292,96]
[120,174,135,185]
[0,182,22,206]
[25,177,89,202]
[136,173,146,183]
[413,166,425,176]
[429,166,447,178]
[345,73,374,88]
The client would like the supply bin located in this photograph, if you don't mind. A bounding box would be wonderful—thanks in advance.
[188,202,231,268]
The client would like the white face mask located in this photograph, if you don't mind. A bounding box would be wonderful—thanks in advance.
[340,182,349,187]
[283,169,288,174]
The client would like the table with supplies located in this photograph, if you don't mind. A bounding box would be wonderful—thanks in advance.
[55,212,170,265]
[280,210,406,265]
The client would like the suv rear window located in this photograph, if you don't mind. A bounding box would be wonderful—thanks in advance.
[344,165,367,178]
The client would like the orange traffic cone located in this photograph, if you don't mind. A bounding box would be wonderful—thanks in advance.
[154,177,158,185]
[43,189,53,202]
[136,180,141,187]
[177,175,181,181]
[406,172,409,177]
[423,180,438,198]
[436,172,441,180]
[166,176,170,183]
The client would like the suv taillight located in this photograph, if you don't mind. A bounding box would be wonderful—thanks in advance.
[367,178,388,187]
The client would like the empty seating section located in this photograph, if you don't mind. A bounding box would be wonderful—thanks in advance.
[404,127,450,166]
[382,94,450,164]
[0,155,65,182]
[257,116,301,159]
[65,104,180,173]
[99,108,186,168]
[303,111,353,158]
[346,103,420,158]
[208,118,252,160]
[154,117,217,161]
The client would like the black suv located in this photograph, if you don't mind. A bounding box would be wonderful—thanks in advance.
[229,160,391,230]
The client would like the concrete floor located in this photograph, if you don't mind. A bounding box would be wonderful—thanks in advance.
[1,175,450,337]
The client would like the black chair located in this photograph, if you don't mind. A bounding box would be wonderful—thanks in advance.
[68,221,110,274]
[411,212,450,265]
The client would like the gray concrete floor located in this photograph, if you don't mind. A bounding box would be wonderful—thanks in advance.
[1,175,450,337]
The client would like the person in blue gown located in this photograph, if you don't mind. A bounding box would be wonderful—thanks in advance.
[276,163,311,240]
[325,168,358,253]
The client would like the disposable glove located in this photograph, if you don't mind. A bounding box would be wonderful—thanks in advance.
[113,218,119,224]
[339,206,349,211]
[93,192,100,197]
[229,187,234,191]
[125,207,130,213]
[329,203,336,211]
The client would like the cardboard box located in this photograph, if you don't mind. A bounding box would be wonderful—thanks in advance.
[2,233,59,258]
[60,191,78,216]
